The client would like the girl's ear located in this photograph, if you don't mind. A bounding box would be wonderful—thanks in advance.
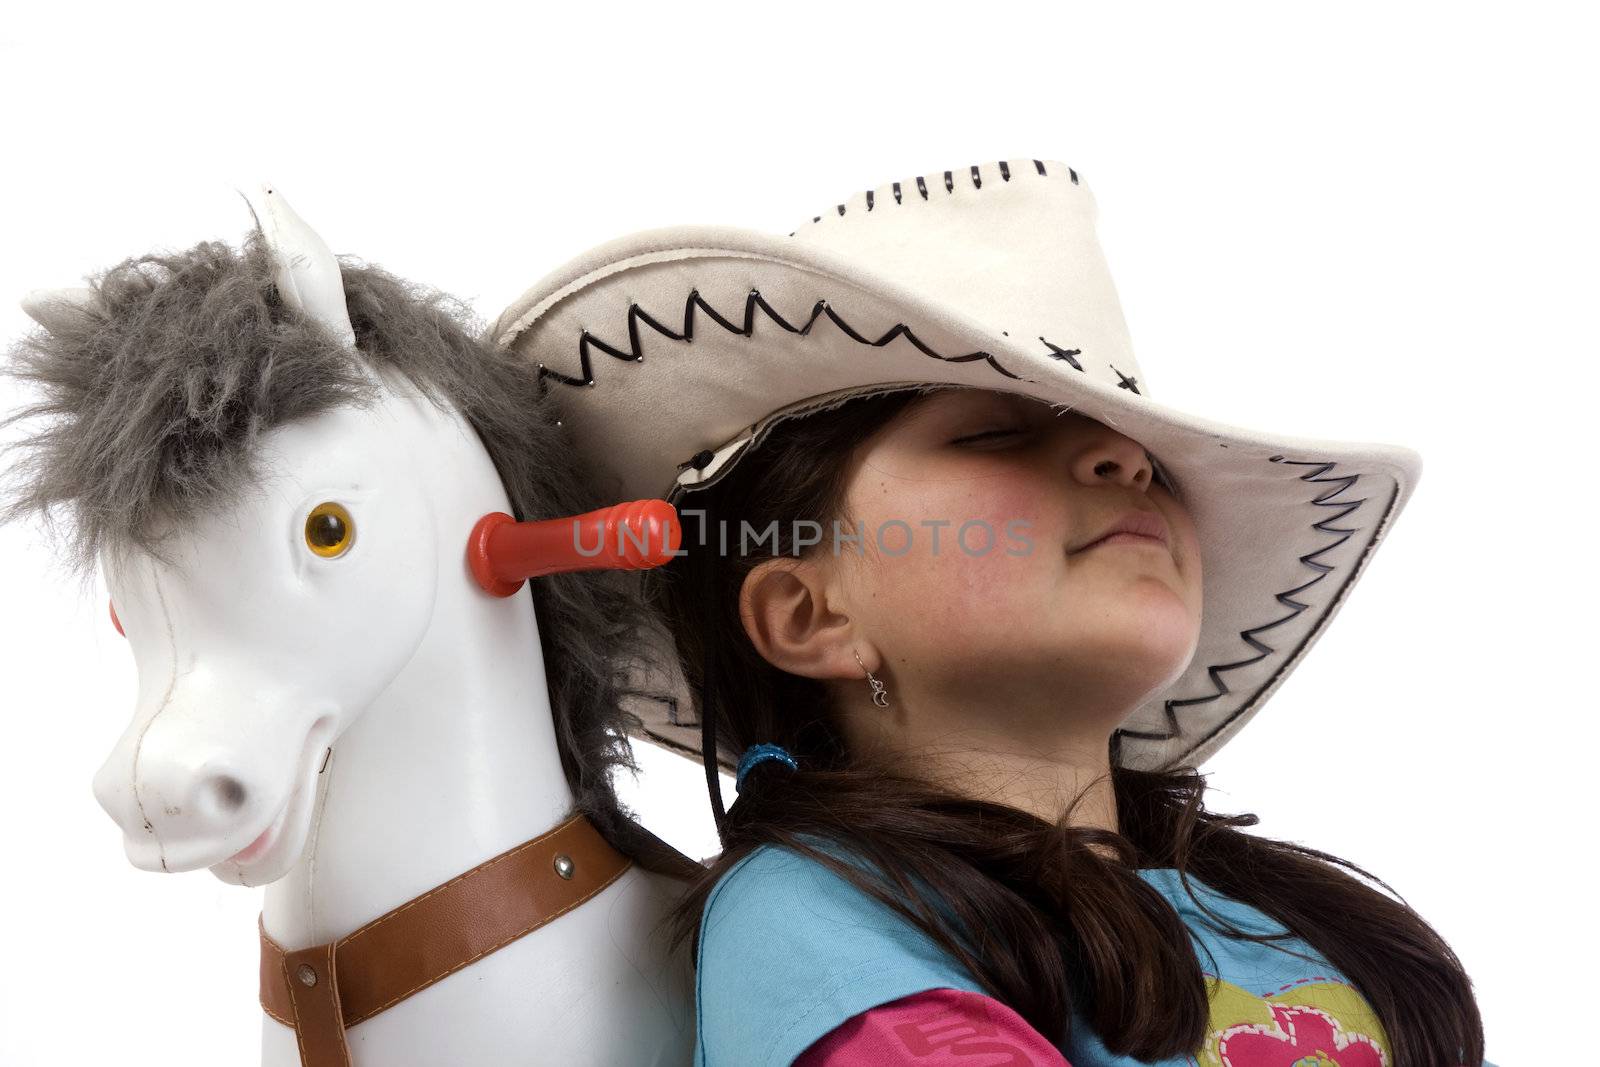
[738,556,861,682]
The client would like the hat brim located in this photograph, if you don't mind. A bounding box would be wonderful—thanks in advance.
[493,223,1421,774]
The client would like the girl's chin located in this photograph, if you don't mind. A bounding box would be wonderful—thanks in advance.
[1066,569,1197,621]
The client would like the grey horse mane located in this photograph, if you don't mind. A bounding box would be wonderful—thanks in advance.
[0,232,696,877]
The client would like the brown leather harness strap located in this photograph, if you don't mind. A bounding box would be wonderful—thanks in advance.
[260,812,632,1067]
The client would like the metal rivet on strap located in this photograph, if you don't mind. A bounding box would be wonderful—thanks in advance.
[296,964,318,987]
[553,853,575,880]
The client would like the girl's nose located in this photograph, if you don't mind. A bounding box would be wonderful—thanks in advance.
[1069,427,1156,491]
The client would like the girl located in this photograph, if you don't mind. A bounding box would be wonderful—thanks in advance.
[491,159,1492,1066]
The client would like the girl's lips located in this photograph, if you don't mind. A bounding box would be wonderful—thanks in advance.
[1085,531,1169,550]
[1071,507,1172,555]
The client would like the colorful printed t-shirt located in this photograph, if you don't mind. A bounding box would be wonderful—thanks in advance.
[693,841,1496,1066]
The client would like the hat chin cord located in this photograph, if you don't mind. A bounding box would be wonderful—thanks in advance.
[702,551,730,842]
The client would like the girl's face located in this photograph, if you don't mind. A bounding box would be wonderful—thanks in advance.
[807,387,1204,749]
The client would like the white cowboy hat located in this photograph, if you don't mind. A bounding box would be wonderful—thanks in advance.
[489,158,1421,777]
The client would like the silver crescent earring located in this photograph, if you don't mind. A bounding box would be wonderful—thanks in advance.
[853,649,890,708]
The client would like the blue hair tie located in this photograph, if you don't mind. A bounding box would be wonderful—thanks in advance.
[735,743,798,794]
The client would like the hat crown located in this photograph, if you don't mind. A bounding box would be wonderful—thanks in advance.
[787,159,1148,397]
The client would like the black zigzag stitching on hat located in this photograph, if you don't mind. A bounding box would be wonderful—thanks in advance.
[535,288,1032,391]
[1111,455,1400,766]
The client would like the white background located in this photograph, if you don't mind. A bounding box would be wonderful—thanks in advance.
[1,3,1591,1063]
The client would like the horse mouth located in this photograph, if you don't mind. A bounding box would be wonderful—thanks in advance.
[220,720,332,871]
[227,788,294,865]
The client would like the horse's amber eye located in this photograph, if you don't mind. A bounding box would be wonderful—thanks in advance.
[305,502,355,558]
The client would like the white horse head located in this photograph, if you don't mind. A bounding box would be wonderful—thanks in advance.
[5,188,694,1063]
[80,187,425,880]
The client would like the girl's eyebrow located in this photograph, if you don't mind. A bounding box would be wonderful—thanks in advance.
[890,388,1028,434]
[891,390,968,426]
[918,388,1019,417]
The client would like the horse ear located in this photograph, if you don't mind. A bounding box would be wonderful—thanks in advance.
[20,287,105,335]
[240,183,358,350]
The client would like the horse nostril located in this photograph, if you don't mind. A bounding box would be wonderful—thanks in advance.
[197,773,248,818]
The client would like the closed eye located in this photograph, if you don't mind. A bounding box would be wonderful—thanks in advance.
[951,427,1027,445]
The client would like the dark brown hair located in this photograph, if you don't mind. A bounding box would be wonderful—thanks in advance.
[646,388,1485,1065]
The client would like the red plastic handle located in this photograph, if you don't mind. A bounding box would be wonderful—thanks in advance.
[468,499,682,597]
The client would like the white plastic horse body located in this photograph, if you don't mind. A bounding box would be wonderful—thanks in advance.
[70,189,694,1065]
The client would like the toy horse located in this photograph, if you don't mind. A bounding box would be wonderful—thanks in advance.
[1,187,699,1065]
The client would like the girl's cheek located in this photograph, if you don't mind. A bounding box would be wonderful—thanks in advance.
[855,476,1050,577]
[952,482,1050,551]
